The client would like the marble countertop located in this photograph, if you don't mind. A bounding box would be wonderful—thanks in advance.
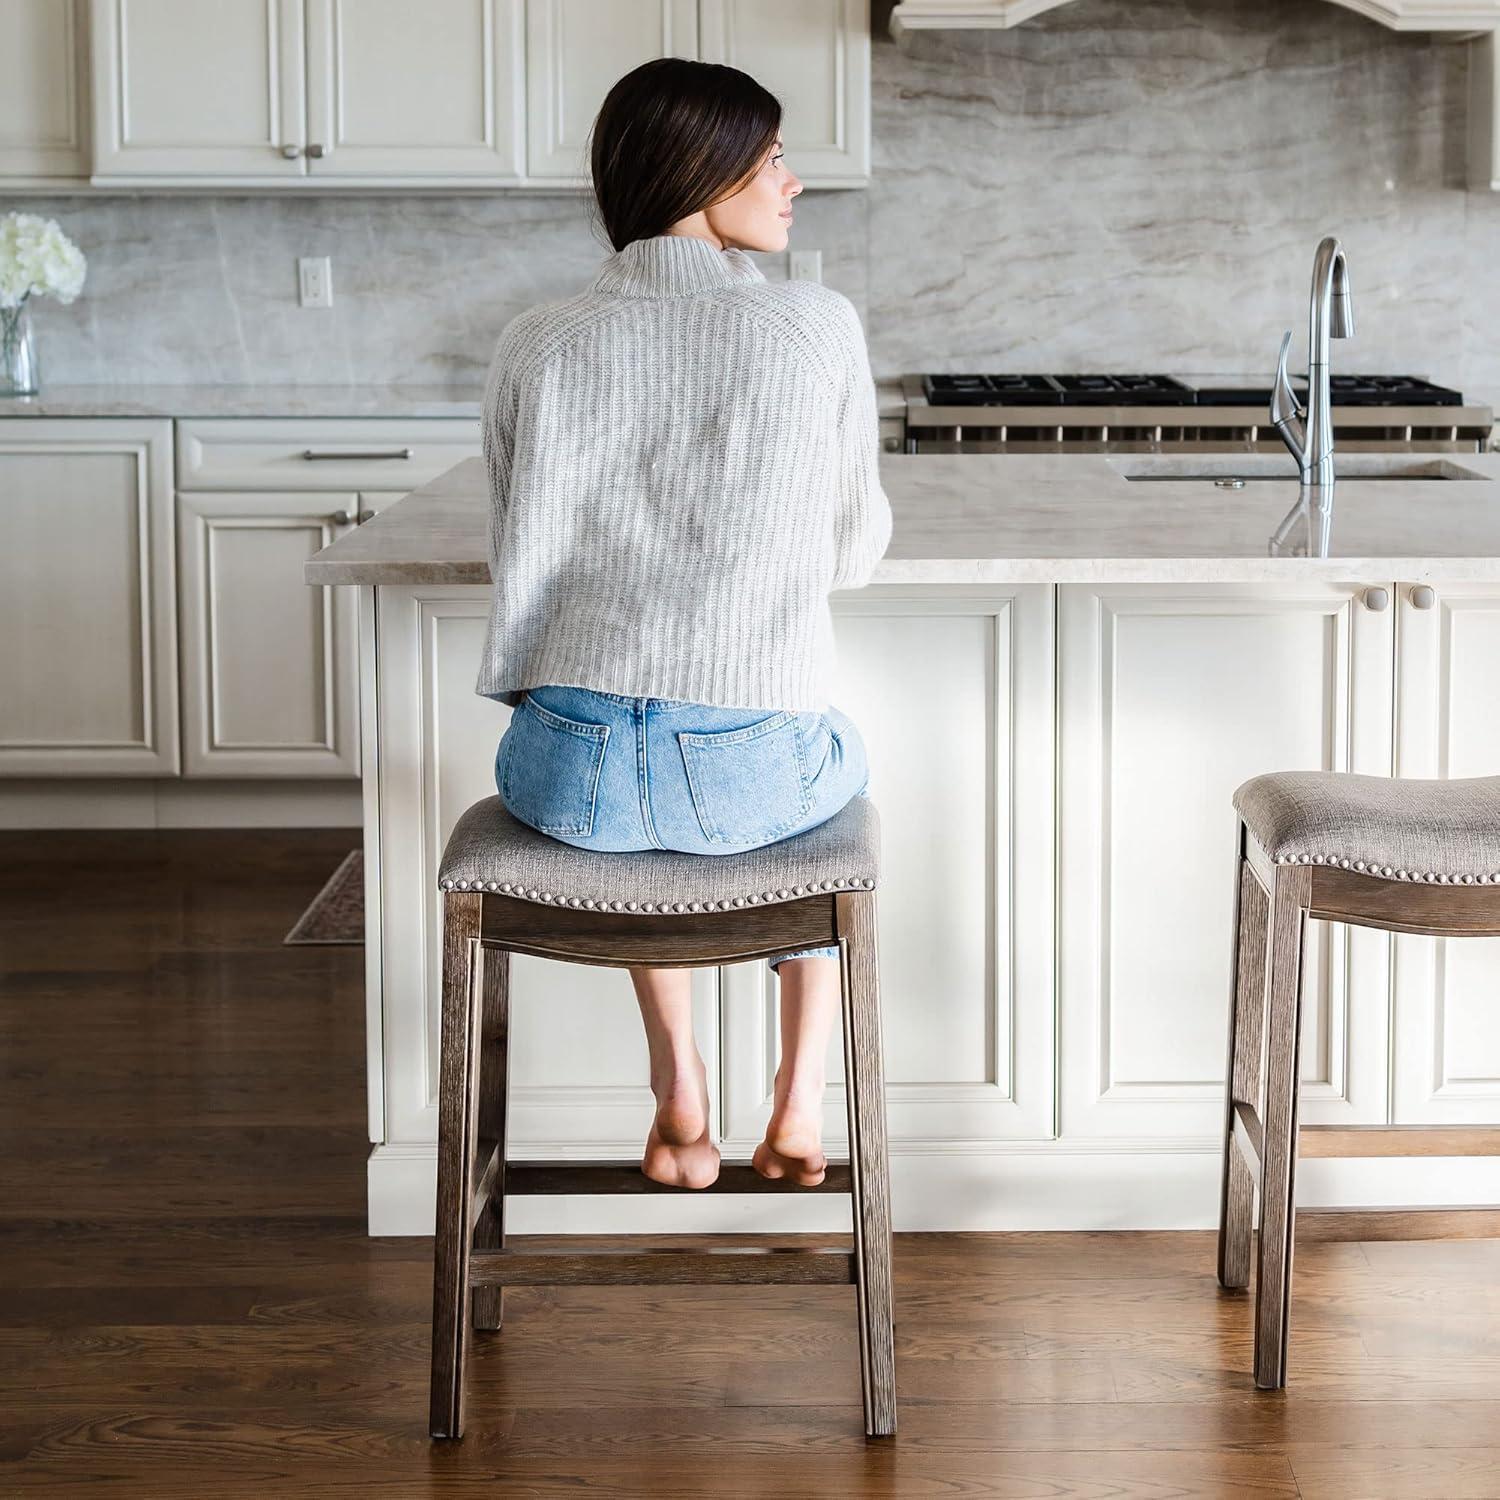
[0,379,911,421]
[304,450,1500,586]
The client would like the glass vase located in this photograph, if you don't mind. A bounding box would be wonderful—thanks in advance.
[1,302,40,396]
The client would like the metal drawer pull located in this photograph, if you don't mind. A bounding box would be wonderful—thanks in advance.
[301,447,413,461]
[1362,587,1390,612]
[306,143,327,158]
[1410,584,1436,610]
[281,144,302,159]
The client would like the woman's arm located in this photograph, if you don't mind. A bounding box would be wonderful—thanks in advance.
[480,327,520,572]
[826,297,893,591]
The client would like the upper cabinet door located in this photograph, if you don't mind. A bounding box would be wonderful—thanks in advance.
[525,0,698,180]
[699,0,871,186]
[303,0,523,180]
[90,0,306,178]
[1,0,91,181]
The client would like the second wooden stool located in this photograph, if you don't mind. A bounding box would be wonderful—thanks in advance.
[1217,769,1500,1388]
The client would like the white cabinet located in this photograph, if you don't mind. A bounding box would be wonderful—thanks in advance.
[700,0,871,186]
[527,0,871,185]
[0,418,178,775]
[1,0,91,182]
[90,0,307,179]
[176,490,362,777]
[1392,580,1500,1122]
[1057,582,1396,1140]
[76,0,869,188]
[718,586,1055,1150]
[174,418,481,779]
[525,0,697,179]
[90,0,525,184]
[368,582,1053,1162]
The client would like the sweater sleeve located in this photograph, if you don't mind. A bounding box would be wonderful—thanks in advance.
[480,323,521,579]
[826,297,893,591]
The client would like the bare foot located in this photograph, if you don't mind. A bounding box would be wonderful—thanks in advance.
[641,1056,720,1189]
[752,1068,827,1186]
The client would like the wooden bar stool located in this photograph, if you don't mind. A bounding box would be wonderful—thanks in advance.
[1216,769,1500,1388]
[427,793,896,1440]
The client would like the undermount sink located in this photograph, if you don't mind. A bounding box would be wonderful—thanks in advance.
[1115,456,1488,483]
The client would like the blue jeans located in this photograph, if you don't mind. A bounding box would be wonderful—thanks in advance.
[493,685,871,972]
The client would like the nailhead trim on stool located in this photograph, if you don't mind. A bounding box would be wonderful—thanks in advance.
[1271,852,1500,885]
[438,875,878,908]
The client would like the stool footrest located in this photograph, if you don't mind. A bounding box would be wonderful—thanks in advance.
[485,1151,853,1195]
[469,1245,857,1286]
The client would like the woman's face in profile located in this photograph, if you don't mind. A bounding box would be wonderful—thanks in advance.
[705,136,802,253]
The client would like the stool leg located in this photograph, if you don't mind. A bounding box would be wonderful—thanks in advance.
[1217,833,1269,1290]
[836,888,897,1438]
[471,945,511,1332]
[1254,863,1312,1390]
[430,891,484,1439]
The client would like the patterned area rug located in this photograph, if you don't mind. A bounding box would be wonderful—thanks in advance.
[283,849,363,945]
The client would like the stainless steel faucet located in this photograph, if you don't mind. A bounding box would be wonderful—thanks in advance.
[1270,235,1355,496]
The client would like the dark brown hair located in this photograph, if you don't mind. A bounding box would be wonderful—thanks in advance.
[587,57,782,253]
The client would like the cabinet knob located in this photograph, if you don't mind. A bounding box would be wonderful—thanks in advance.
[328,508,353,526]
[306,143,327,159]
[1362,586,1390,612]
[1410,584,1437,610]
[281,144,302,159]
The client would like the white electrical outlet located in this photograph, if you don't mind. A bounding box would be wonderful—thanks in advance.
[298,256,333,308]
[788,250,822,283]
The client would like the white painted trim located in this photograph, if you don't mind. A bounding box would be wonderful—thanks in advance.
[367,1139,1500,1236]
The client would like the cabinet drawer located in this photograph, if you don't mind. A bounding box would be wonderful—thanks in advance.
[176,418,482,492]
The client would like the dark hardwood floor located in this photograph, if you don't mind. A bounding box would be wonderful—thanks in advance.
[4,828,1500,1498]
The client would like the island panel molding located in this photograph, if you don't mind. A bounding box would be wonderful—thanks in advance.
[717,586,1057,1150]
[1392,582,1500,1124]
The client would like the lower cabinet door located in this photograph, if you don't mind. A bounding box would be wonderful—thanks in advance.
[1057,581,1396,1140]
[718,584,1058,1150]
[0,418,179,776]
[177,490,360,777]
[373,584,719,1152]
[1392,581,1500,1123]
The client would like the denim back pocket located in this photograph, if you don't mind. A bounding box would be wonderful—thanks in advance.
[677,709,812,845]
[498,697,610,836]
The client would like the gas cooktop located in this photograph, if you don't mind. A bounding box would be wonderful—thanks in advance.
[922,373,1466,407]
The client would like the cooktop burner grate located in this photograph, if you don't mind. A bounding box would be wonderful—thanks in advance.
[922,373,1466,408]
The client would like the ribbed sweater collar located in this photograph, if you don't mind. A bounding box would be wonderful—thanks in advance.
[590,233,767,297]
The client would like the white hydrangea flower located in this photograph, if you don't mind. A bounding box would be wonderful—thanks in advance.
[0,212,87,311]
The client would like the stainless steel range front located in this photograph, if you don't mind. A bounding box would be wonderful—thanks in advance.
[900,372,1494,454]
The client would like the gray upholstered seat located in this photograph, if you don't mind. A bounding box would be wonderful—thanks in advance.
[1233,770,1500,885]
[437,794,880,913]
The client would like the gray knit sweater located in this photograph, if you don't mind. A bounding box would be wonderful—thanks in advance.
[474,232,893,712]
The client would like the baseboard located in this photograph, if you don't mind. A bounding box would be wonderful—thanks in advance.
[366,1142,1500,1237]
[0,777,365,828]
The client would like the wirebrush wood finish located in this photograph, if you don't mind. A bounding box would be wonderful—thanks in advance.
[429,884,897,1442]
[1216,817,1500,1389]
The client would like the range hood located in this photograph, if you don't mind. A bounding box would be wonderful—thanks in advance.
[887,1,1500,191]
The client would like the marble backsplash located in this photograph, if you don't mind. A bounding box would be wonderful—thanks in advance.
[7,0,1498,405]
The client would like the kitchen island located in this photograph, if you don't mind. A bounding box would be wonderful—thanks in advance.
[307,451,1500,1235]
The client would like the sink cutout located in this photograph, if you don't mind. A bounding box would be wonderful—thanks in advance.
[1116,457,1488,483]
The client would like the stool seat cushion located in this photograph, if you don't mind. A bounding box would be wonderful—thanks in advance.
[1233,771,1500,885]
[437,794,880,913]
